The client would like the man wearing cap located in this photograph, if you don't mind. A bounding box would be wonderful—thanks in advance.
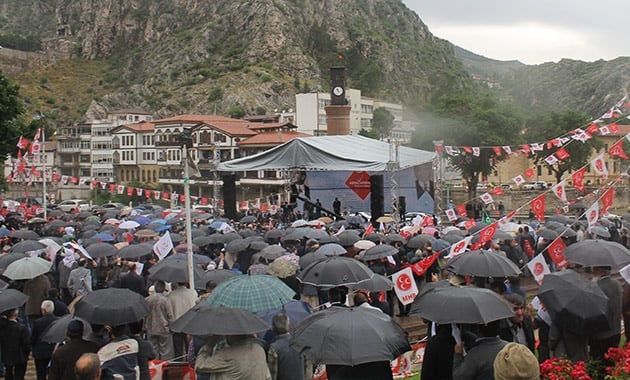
[49,320,99,380]
[493,342,539,380]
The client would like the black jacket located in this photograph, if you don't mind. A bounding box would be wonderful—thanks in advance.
[0,318,31,365]
[31,313,58,359]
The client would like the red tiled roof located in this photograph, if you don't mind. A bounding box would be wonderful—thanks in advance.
[153,115,256,137]
[111,121,155,133]
[238,131,311,146]
[248,122,297,131]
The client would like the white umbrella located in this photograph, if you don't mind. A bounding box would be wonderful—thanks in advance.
[119,220,140,230]
[4,257,52,280]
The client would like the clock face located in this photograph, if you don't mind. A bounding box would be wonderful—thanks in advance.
[333,86,344,96]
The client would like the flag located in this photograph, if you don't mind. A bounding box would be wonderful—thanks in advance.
[481,209,492,224]
[446,236,472,258]
[219,222,235,234]
[472,147,480,157]
[410,252,440,277]
[599,125,611,135]
[445,208,458,222]
[490,187,504,196]
[117,185,125,194]
[421,215,434,227]
[530,143,543,152]
[586,123,600,134]
[551,181,567,202]
[601,187,614,215]
[363,223,374,238]
[153,232,173,261]
[456,204,467,217]
[572,167,586,192]
[523,168,535,178]
[392,267,419,305]
[610,140,629,159]
[512,175,526,186]
[555,148,570,160]
[585,202,599,233]
[527,254,550,285]
[463,146,472,154]
[493,146,502,156]
[16,136,30,150]
[477,222,498,246]
[591,154,608,177]
[544,155,558,166]
[479,192,494,205]
[126,187,134,196]
[529,194,546,221]
[546,238,567,264]
[502,146,512,154]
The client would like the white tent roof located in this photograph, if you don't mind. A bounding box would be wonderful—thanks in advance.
[218,135,436,172]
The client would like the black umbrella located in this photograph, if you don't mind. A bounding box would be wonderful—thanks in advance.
[220,233,242,244]
[239,215,258,224]
[168,232,185,244]
[42,314,92,343]
[317,235,341,245]
[537,228,560,240]
[0,252,27,269]
[537,269,610,333]
[85,242,118,258]
[348,274,394,292]
[73,288,149,326]
[238,229,257,239]
[407,235,436,249]
[409,286,514,324]
[148,258,205,283]
[193,236,214,247]
[384,234,406,245]
[0,288,29,313]
[259,245,286,261]
[117,244,153,259]
[563,239,630,268]
[225,239,250,254]
[298,256,375,287]
[445,249,522,277]
[299,252,326,270]
[203,233,225,245]
[442,231,466,244]
[170,304,270,335]
[590,225,611,239]
[11,240,47,253]
[290,306,411,366]
[337,231,361,247]
[314,243,346,256]
[194,269,237,290]
[264,229,284,241]
[9,229,40,240]
[165,253,212,265]
[46,219,68,229]
[360,244,399,261]
[249,240,269,252]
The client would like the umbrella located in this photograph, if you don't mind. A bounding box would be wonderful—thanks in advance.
[384,234,406,245]
[117,244,153,259]
[134,229,157,238]
[348,274,394,292]
[266,259,299,278]
[104,218,120,225]
[119,220,141,230]
[9,229,40,240]
[292,219,309,228]
[407,235,436,249]
[315,243,347,256]
[193,236,215,247]
[148,258,206,283]
[3,257,52,280]
[282,232,303,242]
[165,253,211,265]
[73,288,149,326]
[364,233,382,243]
[306,229,329,240]
[240,215,258,224]
[11,240,47,253]
[318,216,334,224]
[0,252,27,269]
[194,269,237,290]
[133,216,152,225]
[409,286,514,324]
[442,231,465,244]
[225,239,250,254]
[168,232,185,244]
[93,233,115,242]
[260,245,286,261]
[249,240,269,252]
[360,244,398,261]
[42,315,92,343]
[206,274,295,313]
[174,243,199,254]
[317,235,340,245]
[590,225,611,239]
[0,288,29,313]
[85,243,118,258]
[422,226,439,236]
[354,239,376,251]
[299,252,326,270]
[376,216,395,223]
[548,215,572,224]
[264,229,284,241]
[337,231,360,247]
[445,249,522,277]
[27,217,46,225]
[537,228,559,240]
[220,233,242,244]
[146,222,170,232]
[257,300,312,325]
[563,239,630,268]
[290,306,411,365]
[170,304,270,335]
[190,229,207,239]
[202,233,225,245]
[0,227,10,238]
[298,256,375,287]
[537,269,610,333]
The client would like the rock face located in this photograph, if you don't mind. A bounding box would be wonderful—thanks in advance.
[0,0,471,118]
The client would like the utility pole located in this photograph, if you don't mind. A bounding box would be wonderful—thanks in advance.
[180,128,194,287]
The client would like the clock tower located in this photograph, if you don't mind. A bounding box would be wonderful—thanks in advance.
[325,66,351,135]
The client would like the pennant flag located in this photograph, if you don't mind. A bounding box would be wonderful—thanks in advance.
[16,136,30,150]
[493,146,502,156]
[502,146,512,154]
[477,222,498,246]
[78,178,87,185]
[512,175,526,186]
[479,192,494,205]
[154,191,161,200]
[108,183,116,192]
[530,143,543,152]
[161,192,170,201]
[456,204,467,217]
[609,122,620,134]
[572,167,586,192]
[445,208,458,222]
[363,223,375,238]
[586,123,600,134]
[601,187,614,215]
[481,209,492,224]
[472,147,480,157]
[610,140,629,159]
[144,189,152,199]
[465,219,476,230]
[544,155,559,166]
[117,185,125,194]
[136,187,143,196]
[529,194,546,221]
[585,202,599,233]
[410,253,440,277]
[126,187,134,196]
[421,215,434,227]
[520,145,531,156]
[551,181,567,203]
[445,146,457,156]
[599,125,611,135]
[555,148,570,160]
[153,232,173,261]
[546,238,567,264]
[591,154,608,177]
[499,210,517,225]
[463,146,472,154]
[527,254,550,285]
[392,267,420,305]
[446,236,472,258]
[490,187,504,196]
[523,168,535,178]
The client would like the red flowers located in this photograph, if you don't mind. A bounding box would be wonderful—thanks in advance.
[605,343,630,379]
[540,357,591,380]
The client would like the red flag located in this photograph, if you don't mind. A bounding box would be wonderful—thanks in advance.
[490,187,504,196]
[523,168,535,178]
[477,222,498,246]
[410,252,440,276]
[555,147,570,160]
[16,136,30,150]
[463,146,472,154]
[456,204,467,217]
[421,215,434,227]
[529,194,546,221]
[492,146,502,156]
[465,219,476,230]
[144,189,152,199]
[610,140,629,159]
[126,187,134,196]
[546,238,566,264]
[108,183,116,192]
[572,167,586,192]
[586,123,600,134]
[363,223,374,238]
[609,122,619,134]
[601,187,614,215]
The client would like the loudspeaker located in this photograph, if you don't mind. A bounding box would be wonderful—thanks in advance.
[370,174,384,223]
[222,174,237,220]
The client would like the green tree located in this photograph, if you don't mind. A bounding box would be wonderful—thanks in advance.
[0,71,27,159]
[371,107,395,140]
[524,110,602,184]
[228,105,246,119]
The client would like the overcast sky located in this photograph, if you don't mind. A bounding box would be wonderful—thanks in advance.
[403,1,629,65]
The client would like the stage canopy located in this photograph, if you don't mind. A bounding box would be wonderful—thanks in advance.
[217,135,436,172]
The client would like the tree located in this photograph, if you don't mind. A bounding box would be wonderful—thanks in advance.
[0,71,26,160]
[524,110,602,184]
[371,107,395,140]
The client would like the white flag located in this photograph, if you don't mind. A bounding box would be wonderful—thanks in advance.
[219,222,235,234]
[445,208,458,222]
[392,267,419,305]
[153,233,173,261]
[591,153,608,177]
[512,175,525,186]
[544,155,558,166]
[446,236,472,259]
[472,147,480,157]
[551,181,567,202]
[479,192,494,205]
[586,202,599,233]
[620,263,630,285]
[117,185,125,194]
[502,146,512,154]
[527,254,550,285]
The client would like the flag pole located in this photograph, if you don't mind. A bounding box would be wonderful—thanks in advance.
[42,129,47,221]
[183,144,195,287]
